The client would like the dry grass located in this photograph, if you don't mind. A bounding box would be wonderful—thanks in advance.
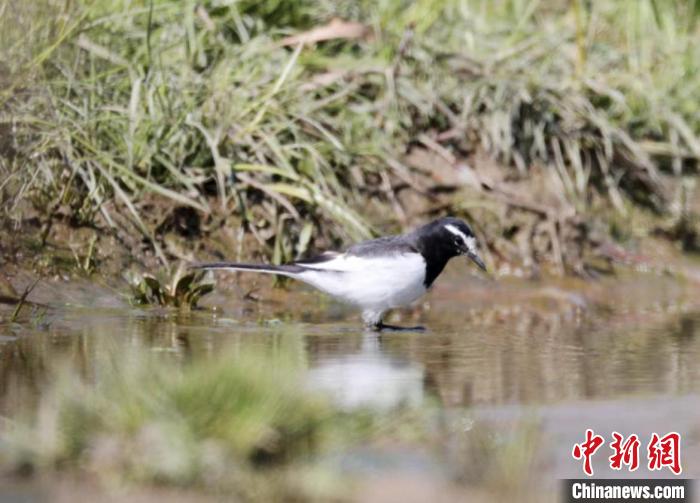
[0,0,698,275]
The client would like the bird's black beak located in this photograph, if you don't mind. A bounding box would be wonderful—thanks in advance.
[467,251,487,272]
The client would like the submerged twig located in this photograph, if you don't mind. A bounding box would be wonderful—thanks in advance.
[10,278,39,322]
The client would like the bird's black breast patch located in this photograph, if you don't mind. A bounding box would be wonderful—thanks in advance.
[423,258,448,288]
[414,240,452,288]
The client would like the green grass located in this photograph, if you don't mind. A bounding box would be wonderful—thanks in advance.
[0,348,381,499]
[127,263,214,308]
[1,0,698,273]
[0,339,553,500]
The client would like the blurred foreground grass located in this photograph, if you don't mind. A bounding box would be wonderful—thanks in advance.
[0,0,698,274]
[0,343,547,500]
[0,349,381,499]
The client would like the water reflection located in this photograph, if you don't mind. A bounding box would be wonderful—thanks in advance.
[420,309,700,406]
[306,333,424,410]
[2,275,700,492]
[1,277,700,417]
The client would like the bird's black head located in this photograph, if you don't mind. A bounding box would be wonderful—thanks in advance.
[416,217,486,271]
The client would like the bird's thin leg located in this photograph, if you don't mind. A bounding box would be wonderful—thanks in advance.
[373,321,426,332]
[363,310,426,332]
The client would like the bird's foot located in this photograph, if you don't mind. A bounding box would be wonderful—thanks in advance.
[370,322,426,332]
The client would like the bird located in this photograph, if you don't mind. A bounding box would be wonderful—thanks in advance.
[194,217,486,331]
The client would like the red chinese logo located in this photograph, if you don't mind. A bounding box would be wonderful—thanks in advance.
[648,432,682,475]
[572,429,605,476]
[573,430,682,476]
[609,432,640,471]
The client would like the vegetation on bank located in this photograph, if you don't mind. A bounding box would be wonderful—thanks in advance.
[127,264,214,308]
[1,0,699,276]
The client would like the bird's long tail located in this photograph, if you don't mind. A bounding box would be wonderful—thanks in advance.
[192,262,304,276]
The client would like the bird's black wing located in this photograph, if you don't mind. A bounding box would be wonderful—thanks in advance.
[293,251,342,265]
[291,235,418,267]
[344,235,419,257]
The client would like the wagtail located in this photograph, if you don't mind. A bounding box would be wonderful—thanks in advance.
[195,217,486,331]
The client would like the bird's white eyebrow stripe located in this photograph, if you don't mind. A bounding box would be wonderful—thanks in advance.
[445,224,477,253]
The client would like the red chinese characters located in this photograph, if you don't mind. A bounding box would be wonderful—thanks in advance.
[572,429,605,476]
[573,430,682,476]
[648,432,682,475]
[609,432,640,471]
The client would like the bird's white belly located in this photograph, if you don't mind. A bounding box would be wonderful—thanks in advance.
[297,254,427,310]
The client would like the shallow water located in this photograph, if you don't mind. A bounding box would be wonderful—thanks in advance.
[2,262,700,497]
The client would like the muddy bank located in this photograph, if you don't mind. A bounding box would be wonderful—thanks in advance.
[3,159,700,283]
